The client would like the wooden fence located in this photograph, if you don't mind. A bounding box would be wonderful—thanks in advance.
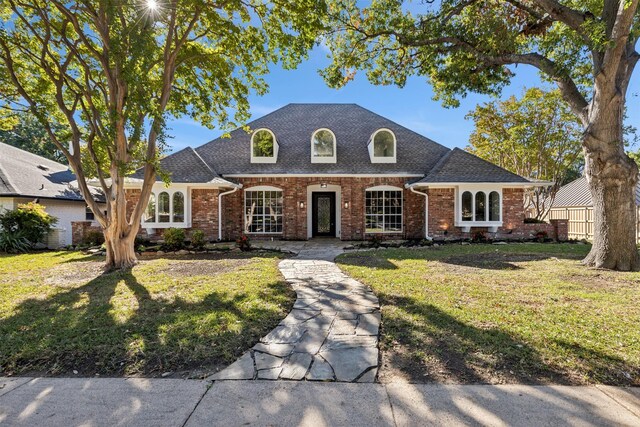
[549,206,640,243]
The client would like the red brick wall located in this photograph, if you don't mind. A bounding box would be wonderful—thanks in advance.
[125,188,218,242]
[71,221,102,245]
[221,177,426,241]
[126,181,565,242]
[191,189,219,241]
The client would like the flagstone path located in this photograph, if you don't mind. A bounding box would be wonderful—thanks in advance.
[210,240,381,382]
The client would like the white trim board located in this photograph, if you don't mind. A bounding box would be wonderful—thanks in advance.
[224,173,424,178]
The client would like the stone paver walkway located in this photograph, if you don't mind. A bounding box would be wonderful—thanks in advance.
[211,239,380,382]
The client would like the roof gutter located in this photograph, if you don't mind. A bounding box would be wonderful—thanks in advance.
[408,186,431,240]
[218,185,242,241]
[408,181,553,188]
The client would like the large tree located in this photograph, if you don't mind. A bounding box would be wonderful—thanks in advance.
[466,88,583,219]
[0,112,67,163]
[322,0,640,270]
[0,0,323,269]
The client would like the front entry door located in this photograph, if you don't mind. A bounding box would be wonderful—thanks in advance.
[312,192,336,237]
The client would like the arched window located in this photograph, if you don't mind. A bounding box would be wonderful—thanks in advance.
[251,128,278,163]
[458,189,502,223]
[158,192,170,223]
[489,191,500,221]
[311,128,337,163]
[475,191,486,222]
[173,192,185,223]
[145,193,156,223]
[369,129,396,163]
[461,191,473,222]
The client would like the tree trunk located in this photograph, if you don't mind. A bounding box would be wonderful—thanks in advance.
[104,225,138,270]
[582,98,640,271]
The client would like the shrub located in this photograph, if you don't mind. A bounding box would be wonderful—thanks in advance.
[236,234,251,251]
[83,230,105,246]
[0,229,31,253]
[135,235,150,247]
[368,235,383,248]
[535,230,548,243]
[191,229,206,250]
[0,202,57,246]
[162,228,186,251]
[471,230,488,243]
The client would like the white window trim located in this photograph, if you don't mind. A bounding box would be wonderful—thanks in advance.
[368,128,397,164]
[142,185,190,228]
[251,128,278,164]
[244,186,284,235]
[455,186,503,231]
[310,128,337,163]
[365,185,403,234]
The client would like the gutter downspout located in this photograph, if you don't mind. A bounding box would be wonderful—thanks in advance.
[218,186,240,241]
[409,186,431,240]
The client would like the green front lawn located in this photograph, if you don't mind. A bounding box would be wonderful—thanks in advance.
[0,251,293,378]
[337,243,640,385]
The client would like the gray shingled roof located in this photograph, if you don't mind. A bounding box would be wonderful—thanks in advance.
[133,147,234,185]
[0,142,102,201]
[552,176,640,207]
[416,148,530,184]
[147,103,531,184]
[196,103,451,175]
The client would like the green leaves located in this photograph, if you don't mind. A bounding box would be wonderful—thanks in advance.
[0,0,325,180]
[321,0,638,112]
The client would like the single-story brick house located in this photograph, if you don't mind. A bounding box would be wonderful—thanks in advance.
[116,104,566,242]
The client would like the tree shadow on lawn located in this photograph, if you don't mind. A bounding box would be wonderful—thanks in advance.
[340,245,587,271]
[380,294,637,386]
[0,266,291,378]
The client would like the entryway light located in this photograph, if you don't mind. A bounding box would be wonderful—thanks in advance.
[299,201,305,208]
[344,201,349,209]
[320,183,327,188]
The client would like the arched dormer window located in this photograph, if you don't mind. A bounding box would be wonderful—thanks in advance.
[311,128,337,163]
[368,128,396,163]
[251,128,278,163]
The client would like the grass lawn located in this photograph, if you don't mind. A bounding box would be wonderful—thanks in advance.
[337,243,640,386]
[0,251,293,378]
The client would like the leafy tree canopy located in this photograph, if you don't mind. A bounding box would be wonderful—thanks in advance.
[0,0,325,269]
[466,87,583,218]
[0,112,68,163]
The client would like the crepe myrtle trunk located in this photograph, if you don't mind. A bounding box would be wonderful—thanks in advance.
[582,93,640,271]
[100,152,153,270]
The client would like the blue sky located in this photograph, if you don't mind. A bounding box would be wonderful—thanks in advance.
[165,45,640,154]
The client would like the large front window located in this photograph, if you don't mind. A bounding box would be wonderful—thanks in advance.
[365,189,403,233]
[460,189,501,223]
[244,189,283,233]
[143,190,186,226]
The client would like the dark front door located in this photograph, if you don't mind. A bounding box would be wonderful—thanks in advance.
[312,192,336,237]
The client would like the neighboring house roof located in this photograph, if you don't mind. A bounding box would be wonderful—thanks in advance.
[143,103,531,184]
[551,176,640,208]
[0,142,102,202]
[195,103,451,175]
[415,148,530,184]
[133,147,235,186]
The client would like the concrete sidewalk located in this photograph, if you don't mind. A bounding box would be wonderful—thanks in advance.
[1,377,639,426]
